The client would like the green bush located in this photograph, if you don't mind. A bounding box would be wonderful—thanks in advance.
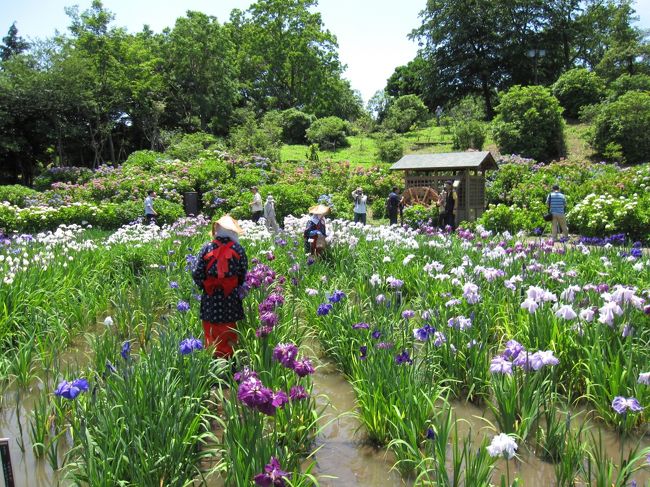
[552,68,606,119]
[123,150,166,170]
[452,120,486,150]
[591,91,650,164]
[280,108,315,144]
[609,73,650,100]
[492,85,566,162]
[188,158,231,193]
[0,185,40,207]
[306,116,350,150]
[478,203,545,233]
[258,183,320,222]
[376,132,404,163]
[33,166,95,191]
[382,94,429,133]
[228,112,282,161]
[402,204,439,228]
[164,132,224,160]
[370,198,386,220]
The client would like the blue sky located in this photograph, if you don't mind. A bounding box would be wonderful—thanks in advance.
[2,0,649,103]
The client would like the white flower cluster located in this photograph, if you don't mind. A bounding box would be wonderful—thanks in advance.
[1,224,96,285]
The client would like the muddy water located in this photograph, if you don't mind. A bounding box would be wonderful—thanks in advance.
[2,342,649,486]
[308,357,407,486]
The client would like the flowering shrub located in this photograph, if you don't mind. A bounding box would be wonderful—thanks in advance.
[568,193,650,239]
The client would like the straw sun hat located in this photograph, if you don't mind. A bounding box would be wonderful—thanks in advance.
[214,214,244,235]
[308,204,330,215]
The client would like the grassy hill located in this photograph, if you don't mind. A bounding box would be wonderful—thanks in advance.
[280,121,591,167]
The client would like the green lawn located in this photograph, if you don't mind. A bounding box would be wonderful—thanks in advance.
[280,120,586,167]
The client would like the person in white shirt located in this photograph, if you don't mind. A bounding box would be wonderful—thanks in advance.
[249,186,263,222]
[351,187,367,225]
[264,194,280,233]
[144,190,157,224]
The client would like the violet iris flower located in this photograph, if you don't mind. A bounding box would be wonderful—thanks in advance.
[292,358,315,377]
[54,378,89,400]
[121,341,131,360]
[179,337,203,355]
[395,350,413,365]
[272,343,299,368]
[289,385,309,401]
[317,303,333,316]
[611,396,644,415]
[177,300,190,312]
[490,355,513,375]
[254,457,290,486]
[260,311,279,327]
[328,290,346,303]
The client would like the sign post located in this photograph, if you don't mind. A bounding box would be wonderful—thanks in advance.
[0,439,14,487]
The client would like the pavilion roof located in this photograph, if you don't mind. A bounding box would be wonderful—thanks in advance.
[390,151,497,171]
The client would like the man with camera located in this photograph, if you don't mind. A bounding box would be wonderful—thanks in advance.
[351,187,367,225]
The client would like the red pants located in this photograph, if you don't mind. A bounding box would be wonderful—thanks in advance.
[202,321,237,358]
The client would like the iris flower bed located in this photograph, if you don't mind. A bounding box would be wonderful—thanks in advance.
[1,215,649,485]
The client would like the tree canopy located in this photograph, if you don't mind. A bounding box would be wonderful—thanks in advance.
[0,0,362,181]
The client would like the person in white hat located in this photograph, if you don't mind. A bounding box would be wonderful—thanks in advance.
[304,204,329,255]
[191,215,248,358]
[264,194,280,233]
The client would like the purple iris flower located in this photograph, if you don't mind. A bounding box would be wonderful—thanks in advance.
[395,350,413,365]
[233,367,258,384]
[353,322,370,329]
[54,378,89,400]
[254,456,290,486]
[328,290,346,303]
[292,358,315,377]
[272,343,299,368]
[260,311,279,328]
[169,281,179,289]
[611,396,644,415]
[255,325,274,337]
[503,340,525,360]
[376,341,394,350]
[402,309,416,319]
[317,303,333,316]
[290,385,309,401]
[426,427,436,440]
[490,355,513,375]
[238,377,274,409]
[359,345,368,360]
[121,341,131,360]
[371,329,382,340]
[179,337,203,355]
[177,300,190,312]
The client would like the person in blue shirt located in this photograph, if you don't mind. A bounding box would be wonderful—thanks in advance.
[144,190,157,224]
[546,185,568,241]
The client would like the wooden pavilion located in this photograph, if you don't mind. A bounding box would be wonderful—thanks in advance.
[389,151,498,222]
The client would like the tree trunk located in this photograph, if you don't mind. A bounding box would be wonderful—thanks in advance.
[481,74,494,119]
[108,132,116,163]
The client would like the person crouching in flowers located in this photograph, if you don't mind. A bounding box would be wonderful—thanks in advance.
[303,204,329,255]
[191,215,248,358]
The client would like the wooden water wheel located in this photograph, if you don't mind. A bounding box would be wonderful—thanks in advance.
[401,187,439,208]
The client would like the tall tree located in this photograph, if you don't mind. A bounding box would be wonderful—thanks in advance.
[411,0,507,117]
[1,22,30,61]
[161,11,238,134]
[229,0,352,117]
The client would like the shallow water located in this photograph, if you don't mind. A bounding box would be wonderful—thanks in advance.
[2,342,648,487]
[308,358,406,486]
